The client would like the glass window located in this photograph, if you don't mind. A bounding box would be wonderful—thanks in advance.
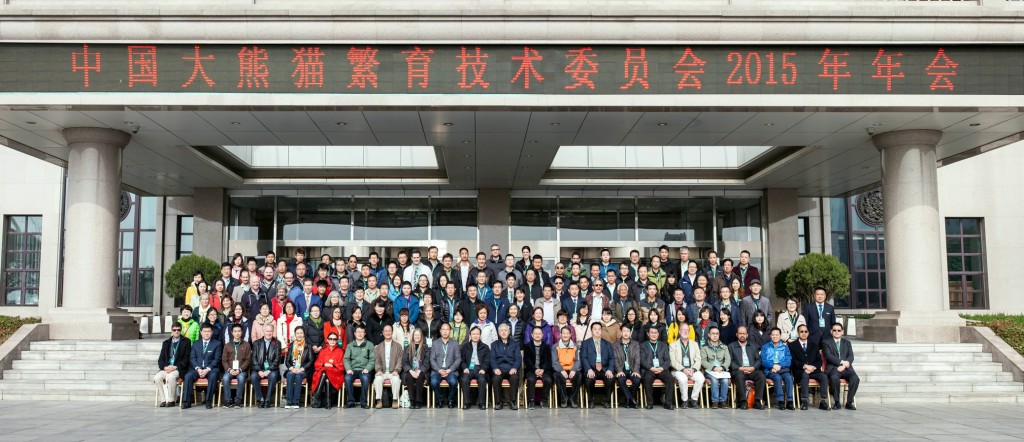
[354,198,428,241]
[946,217,986,309]
[177,216,194,259]
[229,197,275,241]
[637,198,713,242]
[511,198,557,241]
[431,198,477,241]
[797,216,810,255]
[559,198,634,241]
[3,215,42,306]
[278,197,353,241]
[717,198,762,241]
[118,193,156,307]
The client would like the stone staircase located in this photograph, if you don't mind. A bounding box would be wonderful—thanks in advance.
[0,338,1022,403]
[851,341,1024,404]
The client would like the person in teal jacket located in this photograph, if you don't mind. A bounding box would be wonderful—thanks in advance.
[760,327,795,410]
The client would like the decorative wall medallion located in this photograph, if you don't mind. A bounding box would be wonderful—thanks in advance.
[119,190,132,221]
[855,189,884,227]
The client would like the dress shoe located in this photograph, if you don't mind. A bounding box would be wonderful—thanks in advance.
[527,402,536,410]
[568,399,578,408]
[345,402,356,409]
[181,403,192,409]
[361,403,371,409]
[558,401,567,408]
[479,404,486,410]
[845,403,857,411]
[688,400,698,409]
[205,402,213,409]
[786,401,796,410]
[776,401,784,409]
[375,400,383,409]
[603,400,611,409]
[392,400,399,408]
[510,403,518,410]
[494,403,502,410]
[677,400,686,409]
[158,402,167,408]
[629,401,638,409]
[800,402,808,410]
[411,402,421,409]
[738,401,748,410]
[833,402,841,410]
[644,404,654,410]
[663,403,674,410]
[448,401,457,409]
[819,401,830,411]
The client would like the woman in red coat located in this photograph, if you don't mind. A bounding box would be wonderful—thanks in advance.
[312,332,346,409]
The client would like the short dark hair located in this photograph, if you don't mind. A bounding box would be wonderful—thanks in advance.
[721,258,733,266]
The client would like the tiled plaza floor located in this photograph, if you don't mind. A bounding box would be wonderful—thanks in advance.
[0,401,1019,441]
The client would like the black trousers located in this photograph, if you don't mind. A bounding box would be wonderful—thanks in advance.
[491,371,521,405]
[793,368,829,401]
[553,370,580,404]
[827,367,859,405]
[615,371,641,404]
[641,369,674,405]
[732,369,766,403]
[312,376,337,408]
[524,370,552,404]
[403,371,428,404]
[460,370,488,406]
[584,373,614,403]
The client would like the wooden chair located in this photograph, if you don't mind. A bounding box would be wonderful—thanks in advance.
[182,378,218,409]
[639,379,678,408]
[491,379,521,409]
[428,379,459,408]
[339,378,371,407]
[247,378,278,407]
[277,377,309,407]
[580,379,612,408]
[218,379,246,407]
[459,379,488,409]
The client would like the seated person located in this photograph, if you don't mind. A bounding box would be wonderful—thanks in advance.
[181,324,222,409]
[761,327,795,410]
[668,318,704,409]
[788,324,830,411]
[430,322,462,408]
[552,326,581,408]
[823,322,860,410]
[373,324,404,409]
[700,326,731,409]
[250,324,281,408]
[221,324,252,408]
[155,323,191,407]
[639,326,674,410]
[460,326,491,410]
[344,324,375,409]
[579,322,615,408]
[283,326,312,409]
[728,326,766,410]
[613,323,642,409]
[312,332,345,409]
[490,323,522,410]
[402,328,430,409]
[523,326,553,409]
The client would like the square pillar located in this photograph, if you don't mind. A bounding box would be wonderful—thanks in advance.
[192,187,226,262]
[765,188,799,308]
[478,188,510,253]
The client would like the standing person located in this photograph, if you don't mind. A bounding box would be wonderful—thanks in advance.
[276,301,303,348]
[700,327,730,409]
[486,244,505,277]
[736,250,761,292]
[804,287,837,346]
[250,324,282,408]
[312,332,345,409]
[155,323,191,407]
[470,304,498,346]
[402,328,430,409]
[823,323,860,410]
[343,325,375,409]
[430,323,462,409]
[639,326,674,410]
[177,305,200,343]
[503,304,526,345]
[761,328,795,410]
[181,324,222,409]
[250,303,274,343]
[740,280,772,329]
[373,324,404,409]
[789,324,830,411]
[283,326,312,409]
[220,324,251,408]
[778,298,807,344]
[459,326,491,410]
[668,318,704,409]
[613,323,642,409]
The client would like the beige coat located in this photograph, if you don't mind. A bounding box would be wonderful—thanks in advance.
[374,340,404,374]
[669,339,702,371]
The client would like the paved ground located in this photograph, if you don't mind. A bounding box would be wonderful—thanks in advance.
[0,401,1020,441]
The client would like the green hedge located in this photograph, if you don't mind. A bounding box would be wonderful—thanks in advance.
[962,314,1024,355]
[0,316,41,346]
[163,254,222,303]
[776,253,851,304]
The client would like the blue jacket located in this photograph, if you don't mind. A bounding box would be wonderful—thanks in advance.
[760,341,792,374]
[490,338,523,372]
[560,295,587,320]
[578,338,616,374]
[484,295,510,325]
[392,294,421,324]
[287,286,303,304]
[524,321,553,346]
[189,339,223,372]
[293,293,322,320]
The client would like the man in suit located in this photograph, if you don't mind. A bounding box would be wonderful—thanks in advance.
[182,324,222,409]
[294,279,323,320]
[639,326,675,410]
[728,326,766,410]
[789,324,831,410]
[523,326,554,409]
[430,323,462,408]
[737,251,761,292]
[822,322,860,410]
[670,246,695,279]
[579,322,616,408]
[218,262,240,296]
[155,323,191,407]
[803,287,836,346]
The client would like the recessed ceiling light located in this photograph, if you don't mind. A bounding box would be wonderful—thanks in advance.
[763,123,774,127]
[657,123,668,127]
[443,122,454,126]
[461,140,471,144]
[336,122,347,126]
[230,122,241,125]
[463,154,471,158]
[526,154,534,158]
[24,121,36,125]
[969,123,981,127]
[529,140,539,144]
[550,122,560,126]
[464,166,471,170]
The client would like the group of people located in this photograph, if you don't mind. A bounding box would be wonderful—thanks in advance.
[155,245,859,411]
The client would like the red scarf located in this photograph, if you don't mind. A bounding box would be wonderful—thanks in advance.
[700,319,710,329]
[285,314,295,341]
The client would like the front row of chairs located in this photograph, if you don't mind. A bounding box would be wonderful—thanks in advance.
[162,376,851,410]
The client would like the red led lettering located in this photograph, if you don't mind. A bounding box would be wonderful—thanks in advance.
[237,46,270,89]
[817,48,851,91]
[402,46,434,89]
[673,48,706,90]
[871,49,904,92]
[564,47,598,90]
[926,48,958,91]
[347,46,380,89]
[182,45,215,88]
[71,44,101,88]
[456,46,490,90]
[511,46,544,89]
[725,52,797,86]
[127,45,158,88]
[620,48,649,90]
[291,47,325,89]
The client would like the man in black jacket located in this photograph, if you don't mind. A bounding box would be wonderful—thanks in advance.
[822,322,859,410]
[639,326,674,410]
[789,324,831,410]
[155,324,191,407]
[728,326,766,410]
[250,324,282,408]
[523,326,553,409]
[460,327,491,410]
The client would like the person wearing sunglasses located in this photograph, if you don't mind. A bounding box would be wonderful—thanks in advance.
[788,324,830,410]
[822,323,859,410]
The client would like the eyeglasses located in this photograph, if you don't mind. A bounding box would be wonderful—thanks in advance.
[491,248,500,251]
[831,329,843,332]
[171,329,181,332]
[798,330,809,334]
[327,338,338,341]
[554,281,563,284]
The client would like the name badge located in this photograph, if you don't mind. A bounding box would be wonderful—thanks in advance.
[652,357,660,368]
[683,356,690,367]
[819,317,825,327]
[596,354,601,363]
[232,360,239,370]
[469,361,476,370]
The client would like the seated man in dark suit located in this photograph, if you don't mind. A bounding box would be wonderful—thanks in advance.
[639,326,675,410]
[523,326,553,409]
[727,326,766,410]
[578,322,615,408]
[788,324,830,410]
[822,323,859,410]
[182,324,223,409]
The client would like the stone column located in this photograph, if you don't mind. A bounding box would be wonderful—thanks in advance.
[765,188,799,310]
[45,128,138,340]
[477,188,510,253]
[192,187,226,261]
[861,129,964,343]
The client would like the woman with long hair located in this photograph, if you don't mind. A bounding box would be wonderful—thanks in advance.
[402,328,430,409]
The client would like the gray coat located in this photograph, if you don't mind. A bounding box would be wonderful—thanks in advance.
[429,337,462,372]
[740,295,773,329]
